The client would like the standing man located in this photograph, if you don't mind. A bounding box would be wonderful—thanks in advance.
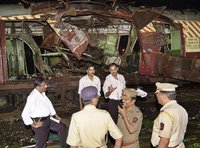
[78,65,101,109]
[21,77,67,148]
[118,88,143,148]
[103,63,126,123]
[67,86,123,148]
[151,82,188,148]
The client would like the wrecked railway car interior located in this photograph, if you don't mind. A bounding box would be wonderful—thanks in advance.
[0,0,200,147]
[1,1,200,99]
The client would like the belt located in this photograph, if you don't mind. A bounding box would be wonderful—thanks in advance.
[122,139,138,146]
[168,144,179,148]
[155,144,179,148]
[32,116,49,122]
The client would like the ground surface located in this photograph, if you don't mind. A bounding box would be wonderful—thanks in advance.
[0,83,200,148]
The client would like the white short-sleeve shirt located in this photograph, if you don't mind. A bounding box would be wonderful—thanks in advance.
[78,75,101,96]
[103,74,126,100]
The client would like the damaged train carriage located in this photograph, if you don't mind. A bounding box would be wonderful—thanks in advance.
[0,1,200,111]
[139,10,200,83]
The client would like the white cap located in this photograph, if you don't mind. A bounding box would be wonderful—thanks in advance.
[155,82,178,92]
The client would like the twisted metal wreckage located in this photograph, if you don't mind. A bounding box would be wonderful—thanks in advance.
[0,0,200,112]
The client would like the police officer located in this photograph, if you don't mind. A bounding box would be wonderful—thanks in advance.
[151,82,188,148]
[67,86,122,148]
[118,88,143,148]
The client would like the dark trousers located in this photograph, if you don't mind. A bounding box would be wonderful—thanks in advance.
[32,117,67,148]
[108,99,121,124]
[107,99,120,145]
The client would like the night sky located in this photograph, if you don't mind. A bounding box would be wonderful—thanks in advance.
[0,0,199,10]
[133,0,200,10]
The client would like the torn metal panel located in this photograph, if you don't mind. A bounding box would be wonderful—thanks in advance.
[156,53,200,82]
[140,32,167,50]
[140,23,156,33]
[139,52,158,76]
[132,6,166,30]
[140,51,200,83]
[41,32,61,48]
[53,5,166,30]
[47,20,88,60]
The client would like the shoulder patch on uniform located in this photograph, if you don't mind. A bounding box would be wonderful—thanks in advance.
[132,117,138,123]
[160,122,164,130]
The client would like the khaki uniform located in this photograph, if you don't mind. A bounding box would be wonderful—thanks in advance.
[151,100,188,148]
[67,105,122,148]
[117,105,143,148]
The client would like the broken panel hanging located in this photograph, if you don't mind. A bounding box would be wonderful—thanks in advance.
[47,19,88,60]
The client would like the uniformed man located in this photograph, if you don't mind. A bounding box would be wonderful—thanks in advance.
[21,77,67,148]
[118,88,143,148]
[103,63,126,124]
[67,86,122,148]
[151,82,188,148]
[78,65,101,109]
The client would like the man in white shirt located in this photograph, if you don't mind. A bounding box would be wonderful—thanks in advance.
[21,77,67,148]
[67,86,122,148]
[78,65,101,109]
[103,63,126,124]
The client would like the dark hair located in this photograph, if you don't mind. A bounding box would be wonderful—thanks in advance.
[34,77,45,87]
[87,64,95,70]
[109,63,118,68]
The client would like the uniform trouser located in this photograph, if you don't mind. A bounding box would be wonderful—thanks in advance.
[108,99,121,123]
[32,117,67,148]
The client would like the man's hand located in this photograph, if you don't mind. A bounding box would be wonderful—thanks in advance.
[114,137,122,148]
[118,106,125,119]
[106,85,117,97]
[31,119,44,128]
